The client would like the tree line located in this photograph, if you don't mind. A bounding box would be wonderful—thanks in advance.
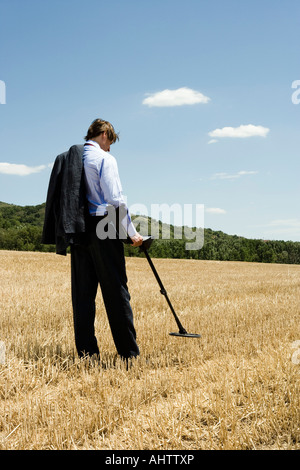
[0,202,299,264]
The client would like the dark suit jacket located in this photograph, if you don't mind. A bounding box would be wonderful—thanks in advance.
[42,144,88,255]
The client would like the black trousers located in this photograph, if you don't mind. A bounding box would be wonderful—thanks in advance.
[70,227,139,360]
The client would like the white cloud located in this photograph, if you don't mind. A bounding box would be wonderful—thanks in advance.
[238,170,258,175]
[206,207,226,214]
[208,139,218,145]
[142,87,210,107]
[211,170,258,180]
[0,162,46,176]
[208,124,270,139]
[255,219,300,240]
[267,219,300,228]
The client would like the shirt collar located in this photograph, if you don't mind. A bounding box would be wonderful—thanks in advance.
[85,140,100,149]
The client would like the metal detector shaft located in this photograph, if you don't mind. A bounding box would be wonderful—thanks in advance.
[141,246,188,335]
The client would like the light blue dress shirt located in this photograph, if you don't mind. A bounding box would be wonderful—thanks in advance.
[82,140,137,238]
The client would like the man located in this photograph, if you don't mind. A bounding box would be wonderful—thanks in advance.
[43,118,143,362]
[71,119,143,361]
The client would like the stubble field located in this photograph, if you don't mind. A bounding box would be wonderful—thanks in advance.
[0,250,299,450]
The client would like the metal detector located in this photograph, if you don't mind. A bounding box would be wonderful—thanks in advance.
[139,237,201,339]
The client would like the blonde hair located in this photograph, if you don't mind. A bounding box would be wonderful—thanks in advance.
[84,119,119,143]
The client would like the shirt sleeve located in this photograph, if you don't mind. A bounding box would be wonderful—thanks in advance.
[100,155,137,238]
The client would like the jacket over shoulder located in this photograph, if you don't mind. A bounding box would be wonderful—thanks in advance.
[42,144,88,255]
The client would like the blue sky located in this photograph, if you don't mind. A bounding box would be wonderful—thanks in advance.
[0,0,299,241]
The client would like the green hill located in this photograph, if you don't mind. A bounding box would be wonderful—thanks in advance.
[0,201,299,264]
[0,201,46,228]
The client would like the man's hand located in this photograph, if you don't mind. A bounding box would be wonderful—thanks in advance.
[130,233,144,247]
